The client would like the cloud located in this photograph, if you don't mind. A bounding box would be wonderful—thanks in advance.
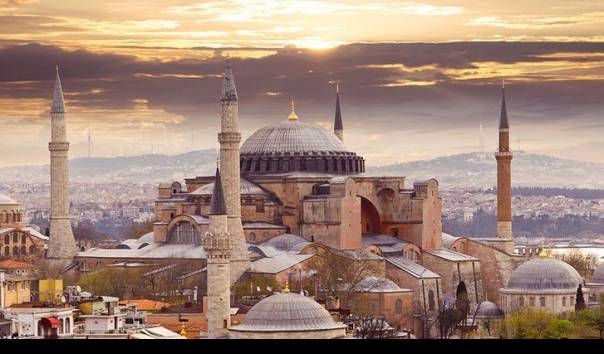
[467,13,604,30]
[1,41,604,165]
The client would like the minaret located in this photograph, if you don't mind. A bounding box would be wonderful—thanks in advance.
[495,80,513,243]
[203,167,232,339]
[334,84,343,142]
[48,66,78,270]
[218,61,249,283]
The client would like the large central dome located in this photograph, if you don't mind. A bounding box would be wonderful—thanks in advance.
[240,119,364,175]
[241,120,346,154]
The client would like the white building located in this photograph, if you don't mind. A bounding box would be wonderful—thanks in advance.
[1,306,74,338]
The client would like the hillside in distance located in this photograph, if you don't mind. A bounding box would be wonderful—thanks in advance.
[1,150,603,189]
[368,151,604,190]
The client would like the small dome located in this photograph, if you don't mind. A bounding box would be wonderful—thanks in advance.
[231,292,344,332]
[475,301,504,320]
[590,261,604,284]
[506,257,582,291]
[0,193,18,206]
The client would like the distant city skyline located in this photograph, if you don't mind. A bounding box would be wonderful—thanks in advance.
[1,1,604,167]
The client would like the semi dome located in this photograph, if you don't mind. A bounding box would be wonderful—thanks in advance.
[240,120,364,175]
[590,261,604,284]
[231,292,345,332]
[506,257,582,291]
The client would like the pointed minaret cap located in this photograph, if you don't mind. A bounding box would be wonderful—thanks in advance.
[334,83,343,131]
[288,97,298,121]
[499,79,509,129]
[51,65,66,113]
[208,167,227,215]
[220,60,238,101]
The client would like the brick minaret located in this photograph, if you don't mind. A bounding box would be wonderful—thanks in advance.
[495,81,513,241]
[218,61,249,283]
[47,66,78,270]
[203,167,232,338]
[334,84,344,142]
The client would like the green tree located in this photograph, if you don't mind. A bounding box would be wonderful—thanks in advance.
[575,284,586,311]
[78,267,151,299]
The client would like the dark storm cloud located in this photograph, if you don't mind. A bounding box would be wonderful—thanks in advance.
[1,41,604,132]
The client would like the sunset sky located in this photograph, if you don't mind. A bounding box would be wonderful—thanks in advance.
[1,0,604,167]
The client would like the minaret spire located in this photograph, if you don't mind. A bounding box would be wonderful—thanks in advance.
[218,60,249,283]
[334,84,343,142]
[495,79,514,250]
[209,167,226,215]
[499,79,509,130]
[48,66,78,273]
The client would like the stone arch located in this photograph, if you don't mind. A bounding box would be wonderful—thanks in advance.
[360,196,381,235]
[166,215,205,244]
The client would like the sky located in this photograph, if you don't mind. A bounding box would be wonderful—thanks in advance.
[1,0,604,167]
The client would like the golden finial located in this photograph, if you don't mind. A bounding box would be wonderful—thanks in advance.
[287,97,298,121]
[283,280,290,293]
[179,324,187,337]
[538,243,553,258]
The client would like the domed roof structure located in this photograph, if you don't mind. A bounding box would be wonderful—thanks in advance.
[241,120,347,155]
[230,292,346,338]
[475,301,504,320]
[191,178,269,195]
[589,261,604,285]
[506,257,583,291]
[0,193,18,206]
[240,116,364,175]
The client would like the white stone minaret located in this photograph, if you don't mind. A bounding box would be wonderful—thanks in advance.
[47,66,77,269]
[218,61,249,283]
[203,167,232,338]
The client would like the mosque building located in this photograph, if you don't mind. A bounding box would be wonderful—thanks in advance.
[0,193,48,262]
[67,62,589,337]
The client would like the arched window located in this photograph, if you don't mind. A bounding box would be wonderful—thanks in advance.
[539,297,545,307]
[428,290,435,311]
[12,246,19,256]
[4,234,9,244]
[59,318,64,334]
[21,235,27,244]
[20,245,26,255]
[168,221,201,244]
[562,296,567,306]
[518,297,525,307]
[13,233,18,243]
[3,246,9,256]
[395,299,403,314]
[249,232,256,242]
[65,318,71,333]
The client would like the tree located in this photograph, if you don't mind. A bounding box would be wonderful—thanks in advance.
[557,249,599,278]
[78,267,151,299]
[436,299,463,339]
[123,220,154,240]
[575,284,586,311]
[455,281,472,338]
[307,249,382,308]
[351,316,400,339]
[502,309,578,339]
